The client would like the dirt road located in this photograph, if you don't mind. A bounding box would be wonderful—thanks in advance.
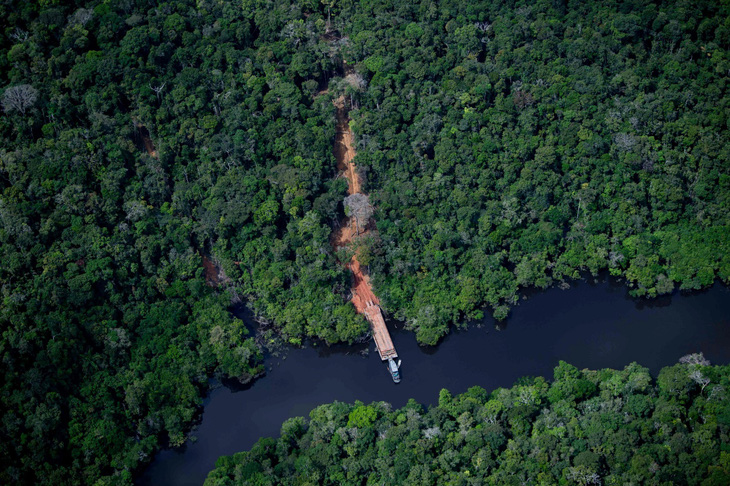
[330,96,377,314]
[333,96,360,195]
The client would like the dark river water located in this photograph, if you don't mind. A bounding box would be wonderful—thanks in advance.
[139,278,730,485]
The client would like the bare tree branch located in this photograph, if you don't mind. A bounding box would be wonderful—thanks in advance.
[343,193,373,235]
[2,84,38,115]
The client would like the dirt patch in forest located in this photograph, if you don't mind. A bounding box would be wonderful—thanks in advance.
[143,135,157,158]
[202,255,230,287]
[134,123,158,158]
[331,217,375,249]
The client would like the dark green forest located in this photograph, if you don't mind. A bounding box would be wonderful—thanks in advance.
[207,358,730,485]
[342,0,730,343]
[1,0,729,483]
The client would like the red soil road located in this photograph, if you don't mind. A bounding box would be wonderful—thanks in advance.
[330,95,372,313]
[333,96,360,195]
[349,257,379,312]
[329,96,396,360]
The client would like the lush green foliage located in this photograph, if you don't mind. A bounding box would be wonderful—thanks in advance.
[207,359,730,485]
[2,0,729,483]
[0,0,359,484]
[329,0,730,343]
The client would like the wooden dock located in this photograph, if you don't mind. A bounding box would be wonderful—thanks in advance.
[348,259,398,361]
[362,301,397,360]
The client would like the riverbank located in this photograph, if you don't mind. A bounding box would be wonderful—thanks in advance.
[138,279,730,485]
[206,357,730,485]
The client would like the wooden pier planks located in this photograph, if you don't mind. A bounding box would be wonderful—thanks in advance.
[363,302,397,361]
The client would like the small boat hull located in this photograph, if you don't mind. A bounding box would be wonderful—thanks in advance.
[388,358,401,383]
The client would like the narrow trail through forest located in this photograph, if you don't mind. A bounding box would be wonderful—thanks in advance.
[329,96,397,365]
[333,97,360,195]
[136,123,232,287]
[330,96,377,314]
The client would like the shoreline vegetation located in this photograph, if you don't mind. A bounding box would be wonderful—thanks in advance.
[1,0,728,484]
[206,357,730,485]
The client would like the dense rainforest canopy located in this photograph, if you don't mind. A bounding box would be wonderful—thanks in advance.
[207,358,730,485]
[341,0,730,343]
[1,0,729,483]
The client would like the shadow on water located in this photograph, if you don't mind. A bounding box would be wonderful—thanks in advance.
[310,340,370,359]
[584,272,707,311]
[633,292,674,310]
[218,376,258,394]
[138,279,730,486]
